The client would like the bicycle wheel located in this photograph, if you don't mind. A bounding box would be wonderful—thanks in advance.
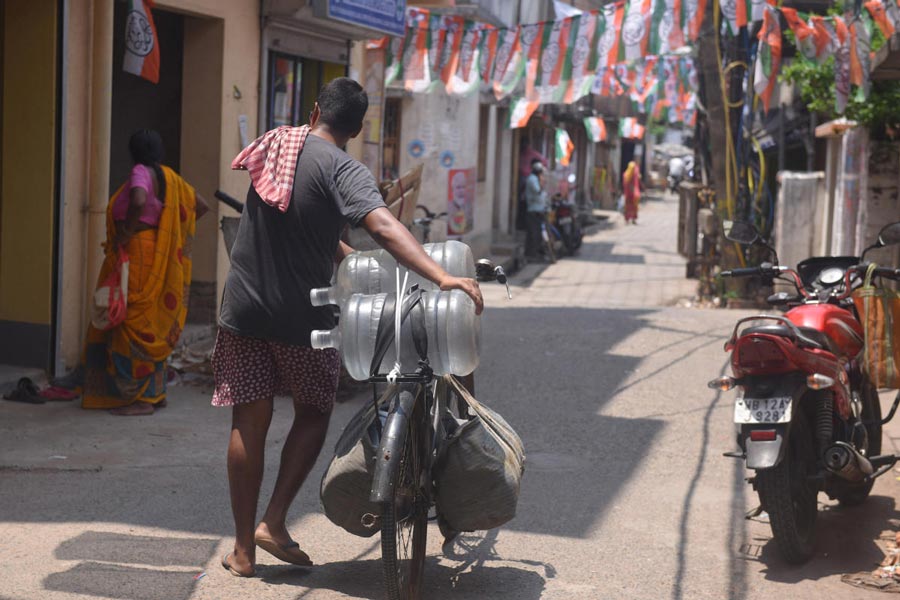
[381,391,429,600]
[541,222,557,263]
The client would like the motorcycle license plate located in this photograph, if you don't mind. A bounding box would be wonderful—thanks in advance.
[558,216,572,225]
[734,396,792,424]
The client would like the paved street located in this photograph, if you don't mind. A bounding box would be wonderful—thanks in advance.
[2,194,900,600]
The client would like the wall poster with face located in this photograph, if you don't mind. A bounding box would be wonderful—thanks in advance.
[447,168,475,236]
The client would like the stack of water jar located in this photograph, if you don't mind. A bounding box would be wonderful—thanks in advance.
[310,241,481,381]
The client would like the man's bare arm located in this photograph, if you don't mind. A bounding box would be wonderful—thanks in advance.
[361,207,483,314]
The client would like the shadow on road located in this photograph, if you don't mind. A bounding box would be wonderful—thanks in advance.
[754,495,899,584]
[260,529,551,600]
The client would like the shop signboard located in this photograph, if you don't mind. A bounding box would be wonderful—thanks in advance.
[313,0,407,37]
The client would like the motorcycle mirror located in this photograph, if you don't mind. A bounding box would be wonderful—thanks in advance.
[475,259,497,282]
[723,220,759,245]
[861,221,900,260]
[878,221,900,246]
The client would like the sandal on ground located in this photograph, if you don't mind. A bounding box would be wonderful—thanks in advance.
[39,386,79,401]
[221,553,255,578]
[255,536,313,567]
[2,378,45,404]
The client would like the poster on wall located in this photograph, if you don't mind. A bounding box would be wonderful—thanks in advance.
[447,168,475,236]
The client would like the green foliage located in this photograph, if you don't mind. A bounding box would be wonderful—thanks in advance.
[780,25,900,137]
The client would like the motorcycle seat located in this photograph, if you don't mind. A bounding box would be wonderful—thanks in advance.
[742,323,840,355]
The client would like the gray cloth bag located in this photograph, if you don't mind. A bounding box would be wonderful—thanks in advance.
[319,385,396,537]
[434,376,526,532]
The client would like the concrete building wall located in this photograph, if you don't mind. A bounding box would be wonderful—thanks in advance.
[398,89,491,255]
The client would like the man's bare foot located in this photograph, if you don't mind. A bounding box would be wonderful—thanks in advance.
[109,402,155,416]
[255,522,290,547]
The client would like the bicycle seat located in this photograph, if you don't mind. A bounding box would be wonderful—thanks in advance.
[742,324,840,354]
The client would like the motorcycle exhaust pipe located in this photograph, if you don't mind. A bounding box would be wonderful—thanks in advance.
[823,441,874,482]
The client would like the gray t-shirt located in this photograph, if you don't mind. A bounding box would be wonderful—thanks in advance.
[219,134,387,346]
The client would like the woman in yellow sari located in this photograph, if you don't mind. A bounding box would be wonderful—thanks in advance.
[622,161,642,225]
[81,130,208,415]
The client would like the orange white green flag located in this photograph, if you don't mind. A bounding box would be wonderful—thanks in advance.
[833,16,852,113]
[507,95,540,129]
[619,117,645,139]
[620,0,652,61]
[531,17,577,103]
[682,0,708,42]
[849,15,872,98]
[866,0,900,37]
[555,129,575,166]
[583,117,608,142]
[123,0,160,84]
[492,27,523,99]
[446,21,483,96]
[596,4,624,68]
[520,22,548,101]
[753,5,781,113]
[564,12,601,103]
[438,16,466,88]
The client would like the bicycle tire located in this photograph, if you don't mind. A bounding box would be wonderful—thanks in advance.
[381,391,429,600]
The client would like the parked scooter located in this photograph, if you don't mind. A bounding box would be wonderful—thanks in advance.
[550,193,583,255]
[712,220,900,564]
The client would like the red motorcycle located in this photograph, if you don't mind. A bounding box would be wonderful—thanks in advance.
[711,220,900,563]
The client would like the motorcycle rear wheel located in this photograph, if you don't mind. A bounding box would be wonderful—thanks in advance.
[756,414,818,564]
[835,377,882,507]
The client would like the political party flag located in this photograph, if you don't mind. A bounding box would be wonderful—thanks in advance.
[620,117,645,139]
[479,26,499,83]
[592,67,624,96]
[683,0,708,42]
[384,33,406,85]
[446,21,483,96]
[753,5,781,113]
[865,0,900,37]
[521,22,549,101]
[833,17,852,113]
[555,129,575,166]
[493,27,523,99]
[123,0,160,83]
[781,8,817,62]
[508,95,540,129]
[564,13,600,103]
[439,15,466,87]
[849,16,872,98]
[401,9,432,92]
[583,117,608,142]
[809,16,836,65]
[532,17,576,103]
[721,0,747,35]
[620,0,652,61]
[596,4,624,68]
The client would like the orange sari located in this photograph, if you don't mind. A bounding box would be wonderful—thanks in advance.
[82,166,196,409]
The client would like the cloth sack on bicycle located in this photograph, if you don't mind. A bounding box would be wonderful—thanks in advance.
[319,290,429,537]
[853,263,900,389]
[320,384,394,537]
[433,375,526,532]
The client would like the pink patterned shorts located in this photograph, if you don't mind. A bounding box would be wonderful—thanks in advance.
[211,327,341,413]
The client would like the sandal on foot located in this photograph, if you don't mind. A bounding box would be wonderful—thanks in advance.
[255,536,313,567]
[221,553,255,578]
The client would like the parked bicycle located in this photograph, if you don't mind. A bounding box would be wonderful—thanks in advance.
[413,205,447,244]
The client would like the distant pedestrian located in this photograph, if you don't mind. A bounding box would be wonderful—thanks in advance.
[622,160,642,225]
[214,77,482,578]
[78,129,209,416]
[524,160,548,259]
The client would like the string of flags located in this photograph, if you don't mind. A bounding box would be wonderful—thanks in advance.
[377,2,704,130]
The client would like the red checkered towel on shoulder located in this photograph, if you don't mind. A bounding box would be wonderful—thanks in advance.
[231,125,311,212]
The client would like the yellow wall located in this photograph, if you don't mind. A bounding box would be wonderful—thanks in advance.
[0,0,57,325]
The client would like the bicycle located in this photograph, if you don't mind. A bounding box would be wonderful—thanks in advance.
[368,259,509,600]
[413,205,447,243]
[540,214,558,263]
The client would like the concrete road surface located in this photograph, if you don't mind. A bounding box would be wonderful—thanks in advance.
[2,194,899,600]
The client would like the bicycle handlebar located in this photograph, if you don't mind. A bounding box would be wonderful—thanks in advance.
[214,190,244,213]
